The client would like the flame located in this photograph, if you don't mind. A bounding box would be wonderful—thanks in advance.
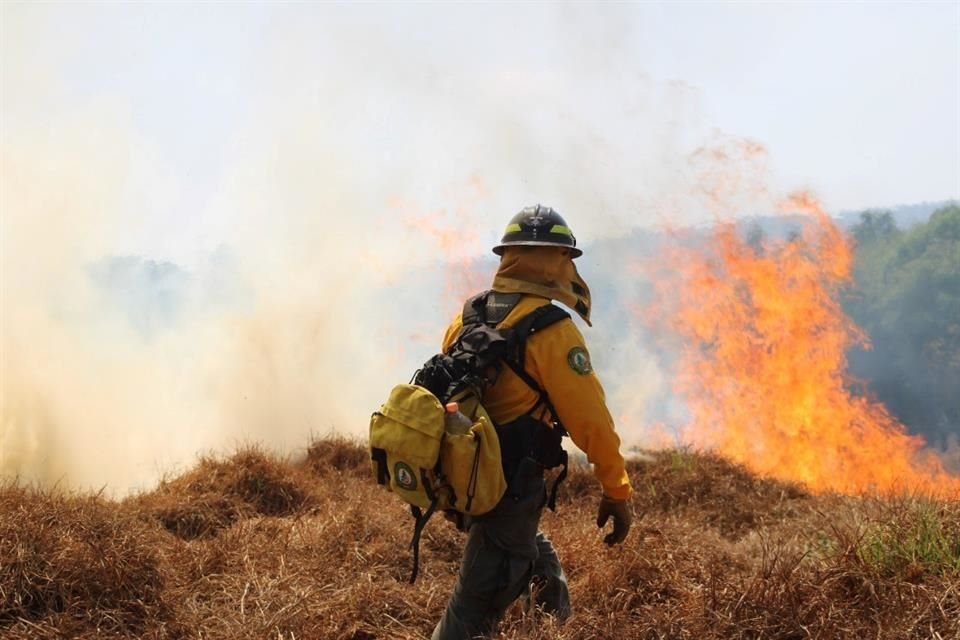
[391,187,491,319]
[657,192,960,497]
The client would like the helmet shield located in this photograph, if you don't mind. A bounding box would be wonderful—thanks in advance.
[492,205,581,258]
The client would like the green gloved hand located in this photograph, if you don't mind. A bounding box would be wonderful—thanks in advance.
[596,495,632,546]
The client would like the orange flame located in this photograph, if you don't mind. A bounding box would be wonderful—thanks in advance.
[390,188,491,320]
[404,210,489,317]
[657,192,960,497]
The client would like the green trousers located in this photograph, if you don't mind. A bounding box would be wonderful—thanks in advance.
[431,462,571,640]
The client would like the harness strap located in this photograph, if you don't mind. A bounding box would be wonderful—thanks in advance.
[511,304,572,370]
[464,433,482,513]
[501,359,563,429]
[546,450,568,512]
[408,498,439,584]
[502,303,570,431]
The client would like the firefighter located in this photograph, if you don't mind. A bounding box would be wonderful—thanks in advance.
[432,205,634,640]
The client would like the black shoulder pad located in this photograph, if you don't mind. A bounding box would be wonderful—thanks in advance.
[461,290,523,327]
[461,290,491,326]
[484,291,523,325]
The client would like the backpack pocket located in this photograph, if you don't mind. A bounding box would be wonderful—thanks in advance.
[440,412,507,515]
[370,384,445,509]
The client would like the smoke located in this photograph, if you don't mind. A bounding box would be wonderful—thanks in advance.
[0,86,405,492]
[1,3,788,492]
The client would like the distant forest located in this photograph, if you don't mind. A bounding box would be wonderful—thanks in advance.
[843,203,960,448]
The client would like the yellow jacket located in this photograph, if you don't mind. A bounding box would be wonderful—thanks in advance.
[442,294,632,500]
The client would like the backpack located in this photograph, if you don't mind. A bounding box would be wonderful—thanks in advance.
[369,290,571,582]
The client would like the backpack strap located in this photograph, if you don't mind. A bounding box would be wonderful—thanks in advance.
[509,304,571,370]
[407,467,443,584]
[502,304,571,429]
[408,500,438,584]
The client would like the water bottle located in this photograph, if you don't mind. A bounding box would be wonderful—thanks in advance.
[444,402,473,435]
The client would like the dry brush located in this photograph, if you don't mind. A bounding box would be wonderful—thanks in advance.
[1,438,958,639]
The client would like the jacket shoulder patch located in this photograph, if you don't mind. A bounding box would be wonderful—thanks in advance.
[566,346,592,375]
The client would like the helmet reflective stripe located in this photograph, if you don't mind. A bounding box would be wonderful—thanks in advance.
[504,223,523,233]
[550,225,573,237]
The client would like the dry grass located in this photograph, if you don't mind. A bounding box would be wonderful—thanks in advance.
[1,438,958,639]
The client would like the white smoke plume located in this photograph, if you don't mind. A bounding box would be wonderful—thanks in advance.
[2,3,773,493]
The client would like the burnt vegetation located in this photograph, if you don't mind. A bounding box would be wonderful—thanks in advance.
[1,438,958,639]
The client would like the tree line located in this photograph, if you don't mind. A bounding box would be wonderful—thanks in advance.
[844,203,960,448]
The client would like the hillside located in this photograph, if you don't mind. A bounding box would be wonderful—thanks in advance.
[2,438,957,639]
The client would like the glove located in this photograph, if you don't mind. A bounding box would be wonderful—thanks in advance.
[596,495,632,546]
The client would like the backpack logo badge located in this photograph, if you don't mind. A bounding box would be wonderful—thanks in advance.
[567,346,593,375]
[394,462,417,491]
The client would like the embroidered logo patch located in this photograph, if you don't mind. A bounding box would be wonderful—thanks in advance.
[567,346,592,375]
[394,462,417,491]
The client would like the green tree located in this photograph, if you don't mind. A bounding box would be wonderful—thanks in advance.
[852,210,899,245]
[846,205,960,447]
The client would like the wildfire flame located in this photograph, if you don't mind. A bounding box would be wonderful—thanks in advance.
[658,192,960,497]
[392,187,492,320]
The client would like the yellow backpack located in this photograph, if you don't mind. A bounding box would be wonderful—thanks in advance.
[370,385,504,516]
[369,291,570,582]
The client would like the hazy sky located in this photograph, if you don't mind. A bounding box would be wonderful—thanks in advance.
[3,2,957,264]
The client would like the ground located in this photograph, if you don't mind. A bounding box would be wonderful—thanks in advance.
[1,437,958,639]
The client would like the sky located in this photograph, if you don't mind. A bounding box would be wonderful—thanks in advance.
[3,2,958,264]
[1,1,958,492]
